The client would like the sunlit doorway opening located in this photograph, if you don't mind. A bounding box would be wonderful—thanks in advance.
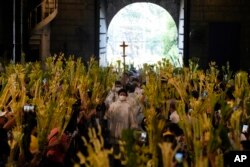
[101,2,182,69]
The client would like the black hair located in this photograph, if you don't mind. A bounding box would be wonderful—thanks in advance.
[226,86,235,100]
[128,84,136,93]
[132,78,139,82]
[0,116,8,126]
[65,98,81,133]
[165,122,184,137]
[115,80,122,86]
[217,72,224,82]
[123,72,129,76]
[241,141,250,150]
[169,99,176,110]
[87,89,92,98]
[191,90,199,99]
[118,88,128,96]
[214,102,221,111]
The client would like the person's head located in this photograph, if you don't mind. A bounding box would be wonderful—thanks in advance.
[114,80,122,92]
[122,72,130,84]
[162,130,176,144]
[0,116,8,128]
[128,84,136,93]
[87,89,92,98]
[169,99,176,112]
[226,86,235,101]
[132,78,140,87]
[166,122,183,137]
[115,80,122,87]
[118,89,128,101]
[0,109,8,128]
[191,90,199,100]
[217,72,224,83]
[241,141,250,150]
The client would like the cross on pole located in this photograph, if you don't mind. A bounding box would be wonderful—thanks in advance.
[120,41,128,72]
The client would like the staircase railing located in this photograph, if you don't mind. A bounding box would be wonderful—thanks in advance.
[28,0,58,32]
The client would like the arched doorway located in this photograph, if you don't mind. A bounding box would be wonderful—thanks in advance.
[99,0,185,68]
[101,2,181,68]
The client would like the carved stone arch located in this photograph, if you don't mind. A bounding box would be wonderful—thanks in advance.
[106,0,181,28]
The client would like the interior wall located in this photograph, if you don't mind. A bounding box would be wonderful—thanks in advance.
[50,0,97,61]
[0,3,3,56]
[0,1,15,62]
[190,0,250,71]
[106,0,180,27]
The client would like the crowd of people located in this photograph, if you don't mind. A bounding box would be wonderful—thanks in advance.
[0,58,250,167]
[0,69,184,167]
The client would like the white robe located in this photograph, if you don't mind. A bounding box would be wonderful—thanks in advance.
[105,99,138,139]
[127,92,143,125]
[105,91,118,109]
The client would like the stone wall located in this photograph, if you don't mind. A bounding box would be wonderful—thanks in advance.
[190,0,250,70]
[0,4,3,54]
[107,0,180,27]
[50,0,98,61]
[50,0,180,63]
[44,0,180,65]
[0,1,14,61]
[49,0,250,70]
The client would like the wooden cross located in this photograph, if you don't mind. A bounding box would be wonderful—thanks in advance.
[120,41,128,72]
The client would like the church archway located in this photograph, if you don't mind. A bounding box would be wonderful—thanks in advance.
[106,0,181,28]
[99,0,184,67]
[102,2,181,68]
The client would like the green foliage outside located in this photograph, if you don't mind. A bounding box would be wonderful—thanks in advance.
[162,19,179,66]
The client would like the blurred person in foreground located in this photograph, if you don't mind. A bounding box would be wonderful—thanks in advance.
[105,88,138,167]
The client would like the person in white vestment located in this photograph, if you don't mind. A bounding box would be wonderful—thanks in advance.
[105,88,138,141]
[126,83,145,128]
[104,81,123,109]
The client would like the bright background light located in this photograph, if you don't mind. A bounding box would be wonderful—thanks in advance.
[104,2,181,69]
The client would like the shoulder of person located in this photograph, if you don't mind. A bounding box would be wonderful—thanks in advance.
[109,101,118,109]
